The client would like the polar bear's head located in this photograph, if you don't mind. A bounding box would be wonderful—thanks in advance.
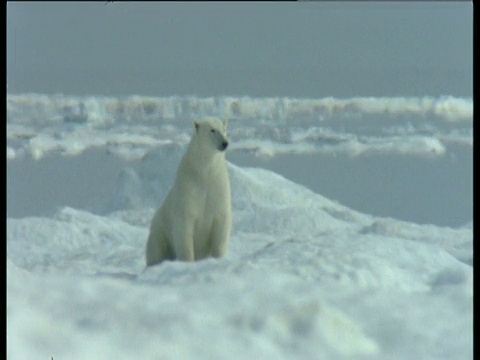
[194,117,229,153]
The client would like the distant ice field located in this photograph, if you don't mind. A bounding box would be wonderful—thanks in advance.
[7,94,472,161]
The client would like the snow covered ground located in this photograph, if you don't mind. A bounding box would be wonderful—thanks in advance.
[7,94,472,359]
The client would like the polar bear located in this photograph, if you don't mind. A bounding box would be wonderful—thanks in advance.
[145,117,232,266]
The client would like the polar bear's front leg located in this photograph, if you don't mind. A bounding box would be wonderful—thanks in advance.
[211,215,231,258]
[172,220,195,261]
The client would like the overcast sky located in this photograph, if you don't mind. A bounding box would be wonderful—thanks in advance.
[6,2,473,97]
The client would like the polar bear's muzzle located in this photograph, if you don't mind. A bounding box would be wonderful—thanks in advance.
[219,140,228,151]
[212,130,229,151]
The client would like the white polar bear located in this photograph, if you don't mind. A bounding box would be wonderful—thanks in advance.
[145,117,232,266]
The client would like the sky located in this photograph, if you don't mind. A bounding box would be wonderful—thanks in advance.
[6,1,472,98]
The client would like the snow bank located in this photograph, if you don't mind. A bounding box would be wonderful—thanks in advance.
[7,145,472,359]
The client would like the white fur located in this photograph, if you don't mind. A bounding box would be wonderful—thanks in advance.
[146,117,232,266]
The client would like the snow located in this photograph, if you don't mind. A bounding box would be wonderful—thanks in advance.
[7,94,472,359]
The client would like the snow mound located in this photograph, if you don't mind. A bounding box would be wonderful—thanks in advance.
[7,146,472,360]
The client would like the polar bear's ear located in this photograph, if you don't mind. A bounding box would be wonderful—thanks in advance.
[194,121,199,132]
[223,118,229,132]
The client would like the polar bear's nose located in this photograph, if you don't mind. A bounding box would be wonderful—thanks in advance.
[221,141,229,151]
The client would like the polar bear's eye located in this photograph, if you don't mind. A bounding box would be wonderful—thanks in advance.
[210,129,216,133]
